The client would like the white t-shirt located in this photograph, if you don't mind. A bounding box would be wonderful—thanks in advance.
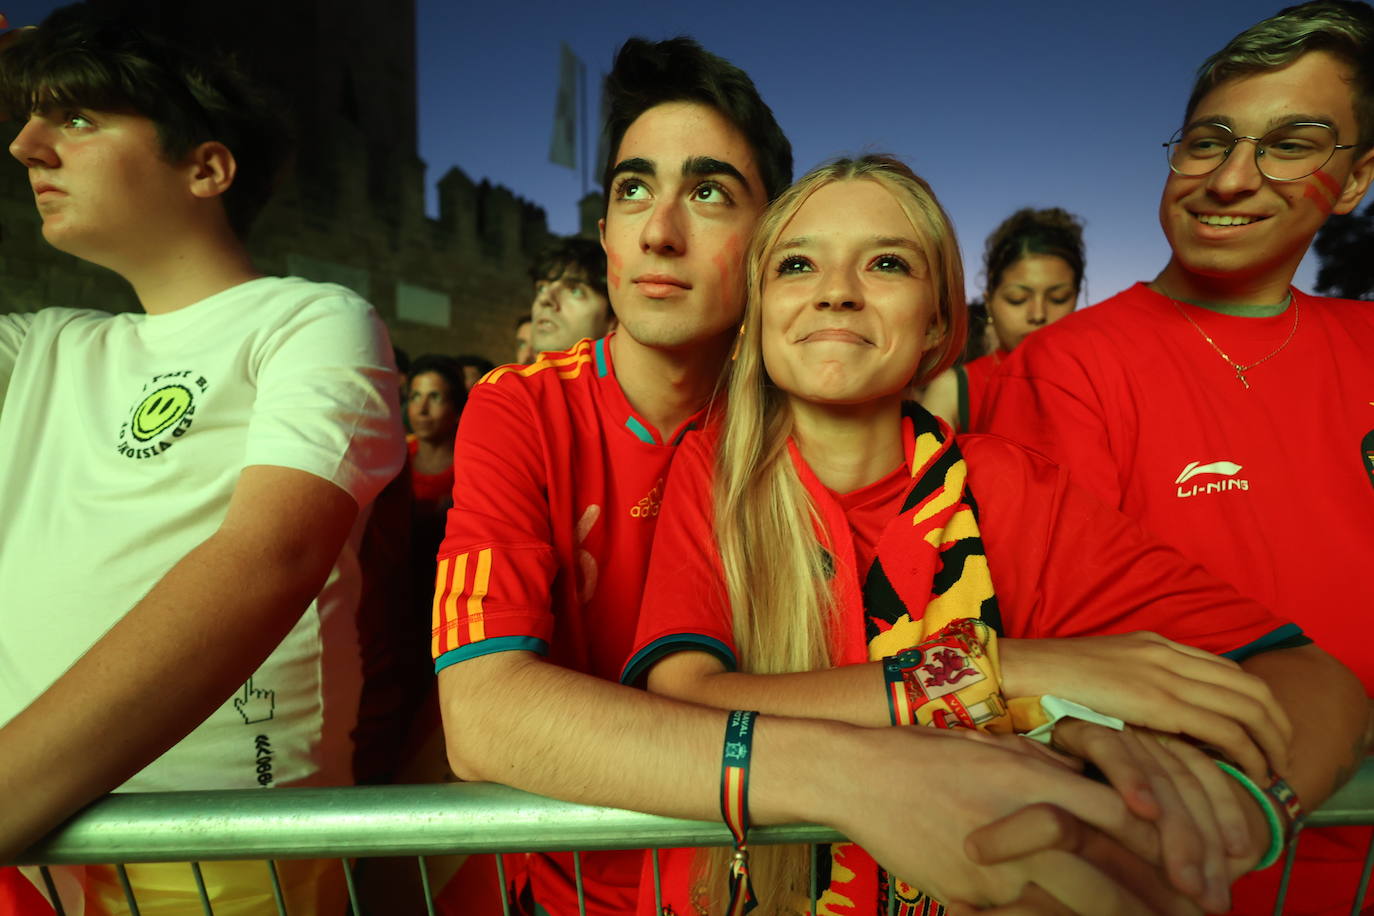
[0,276,404,791]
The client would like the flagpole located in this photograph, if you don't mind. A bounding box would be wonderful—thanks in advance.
[579,56,589,197]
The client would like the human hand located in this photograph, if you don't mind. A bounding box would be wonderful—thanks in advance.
[829,726,1196,913]
[1050,721,1268,912]
[955,804,1204,916]
[1000,632,1291,780]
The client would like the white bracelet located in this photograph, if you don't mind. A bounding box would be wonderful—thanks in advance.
[1022,695,1125,745]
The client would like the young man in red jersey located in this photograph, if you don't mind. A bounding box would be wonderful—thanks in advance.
[433,37,1234,916]
[978,3,1374,912]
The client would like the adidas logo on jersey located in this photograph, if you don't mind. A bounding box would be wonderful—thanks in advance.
[631,479,664,518]
[1175,460,1249,498]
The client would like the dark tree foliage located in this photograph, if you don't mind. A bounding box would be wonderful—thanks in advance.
[1314,201,1374,300]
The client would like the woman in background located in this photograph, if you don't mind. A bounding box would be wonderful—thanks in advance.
[922,207,1084,430]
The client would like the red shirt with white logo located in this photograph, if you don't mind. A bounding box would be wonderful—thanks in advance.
[625,420,1300,916]
[432,334,706,916]
[978,282,1374,915]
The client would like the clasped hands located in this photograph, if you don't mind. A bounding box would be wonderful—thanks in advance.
[945,632,1289,913]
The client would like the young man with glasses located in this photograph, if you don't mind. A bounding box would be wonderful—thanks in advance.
[979,3,1374,912]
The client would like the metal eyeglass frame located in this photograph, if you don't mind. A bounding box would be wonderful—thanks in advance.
[1163,121,1357,182]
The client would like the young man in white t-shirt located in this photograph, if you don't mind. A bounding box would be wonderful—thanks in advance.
[0,7,402,911]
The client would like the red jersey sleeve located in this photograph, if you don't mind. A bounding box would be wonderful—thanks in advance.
[975,325,1128,509]
[432,377,560,670]
[965,435,1304,659]
[620,430,737,686]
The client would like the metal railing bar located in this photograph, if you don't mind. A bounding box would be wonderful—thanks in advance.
[496,852,512,916]
[1271,827,1300,916]
[13,783,843,865]
[417,855,437,916]
[115,862,142,915]
[652,847,663,915]
[886,879,895,916]
[1352,830,1374,914]
[809,845,819,915]
[574,848,587,916]
[38,865,65,916]
[266,859,289,915]
[189,861,214,916]
[341,858,361,916]
[11,758,1373,867]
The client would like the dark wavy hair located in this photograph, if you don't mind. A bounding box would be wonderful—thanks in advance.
[984,207,1086,296]
[408,354,470,411]
[601,37,792,204]
[0,3,291,237]
[1188,1,1374,150]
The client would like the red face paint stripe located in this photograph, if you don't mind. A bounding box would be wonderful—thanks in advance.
[1312,169,1341,196]
[1303,182,1336,212]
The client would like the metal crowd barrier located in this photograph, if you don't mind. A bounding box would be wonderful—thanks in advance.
[11,756,1374,915]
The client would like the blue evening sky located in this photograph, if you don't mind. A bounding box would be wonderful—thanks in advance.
[6,0,1322,301]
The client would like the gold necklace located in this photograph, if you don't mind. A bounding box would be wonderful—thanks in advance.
[1161,290,1299,390]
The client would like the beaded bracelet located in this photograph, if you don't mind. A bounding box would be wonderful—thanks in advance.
[720,710,759,915]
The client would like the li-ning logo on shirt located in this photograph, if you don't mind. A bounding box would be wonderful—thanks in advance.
[630,478,664,519]
[1175,460,1249,498]
[116,370,209,460]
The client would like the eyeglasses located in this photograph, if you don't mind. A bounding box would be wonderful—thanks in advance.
[1163,121,1356,182]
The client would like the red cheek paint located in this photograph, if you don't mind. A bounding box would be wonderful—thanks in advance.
[711,233,744,292]
[1303,169,1340,213]
[606,250,624,290]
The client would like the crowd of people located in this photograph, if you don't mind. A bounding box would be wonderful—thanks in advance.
[0,2,1372,915]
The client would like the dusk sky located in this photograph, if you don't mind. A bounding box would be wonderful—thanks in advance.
[7,0,1328,301]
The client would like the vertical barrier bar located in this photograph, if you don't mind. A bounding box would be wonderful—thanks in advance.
[1270,830,1301,916]
[574,849,588,916]
[495,853,512,916]
[38,866,66,916]
[416,855,438,916]
[116,863,143,916]
[886,879,896,916]
[189,862,215,916]
[1351,828,1374,914]
[809,845,820,915]
[341,859,361,916]
[652,848,663,914]
[266,860,289,915]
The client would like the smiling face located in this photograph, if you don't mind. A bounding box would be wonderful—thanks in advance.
[1158,51,1374,301]
[9,107,199,268]
[529,265,614,354]
[761,179,940,408]
[599,101,766,353]
[987,254,1078,351]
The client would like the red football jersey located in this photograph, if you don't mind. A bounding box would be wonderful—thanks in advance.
[433,335,709,916]
[978,283,1374,915]
[626,419,1301,915]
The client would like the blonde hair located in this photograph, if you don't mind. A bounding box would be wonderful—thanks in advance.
[697,155,966,913]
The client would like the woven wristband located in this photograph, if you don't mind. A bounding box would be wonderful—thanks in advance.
[883,650,919,726]
[1214,761,1288,871]
[720,710,759,915]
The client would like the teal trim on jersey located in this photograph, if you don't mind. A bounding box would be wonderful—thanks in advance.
[670,422,698,446]
[625,415,656,444]
[595,337,609,378]
[621,633,737,686]
[434,635,549,674]
[1220,623,1309,663]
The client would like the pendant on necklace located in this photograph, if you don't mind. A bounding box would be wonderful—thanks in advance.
[1236,368,1250,390]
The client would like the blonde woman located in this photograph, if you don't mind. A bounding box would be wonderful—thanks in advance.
[622,157,1360,915]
